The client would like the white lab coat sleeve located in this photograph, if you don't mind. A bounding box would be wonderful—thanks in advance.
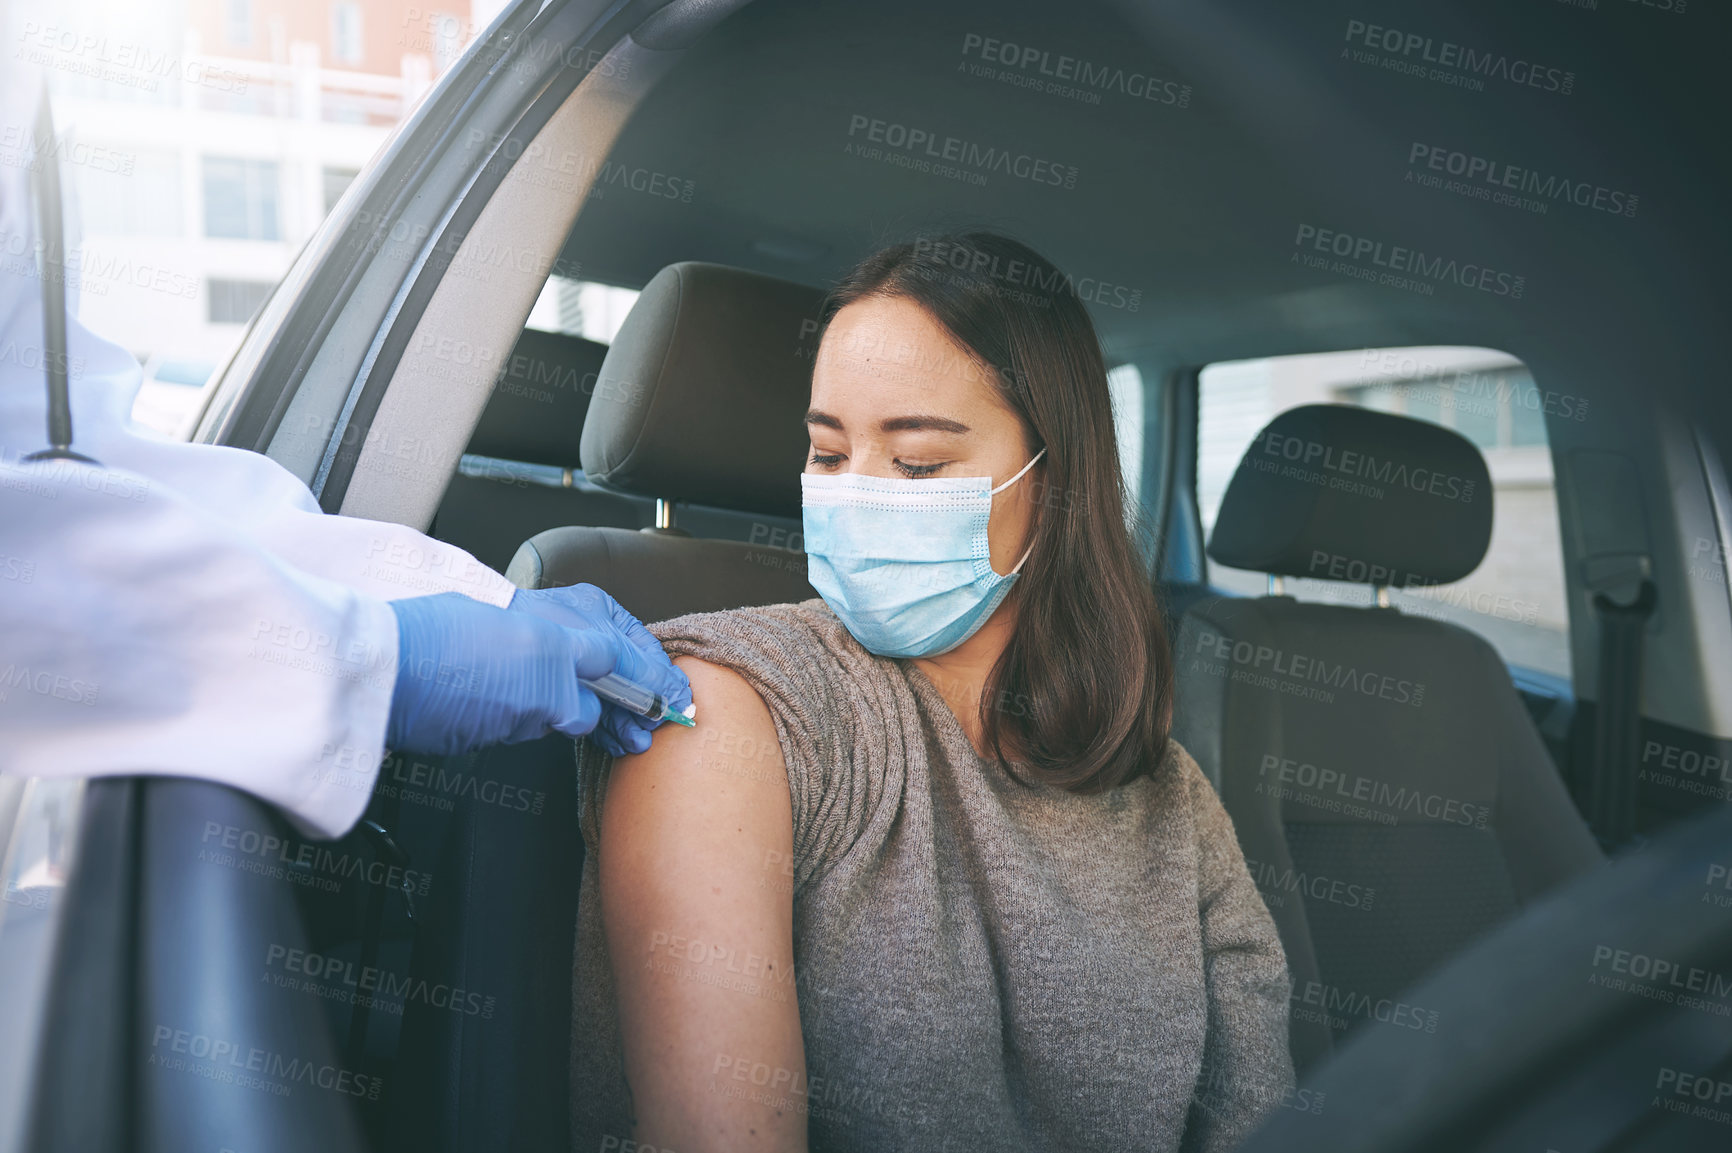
[0,74,515,839]
[0,454,400,840]
[95,433,520,609]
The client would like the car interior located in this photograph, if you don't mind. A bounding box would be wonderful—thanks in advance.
[9,0,1732,1151]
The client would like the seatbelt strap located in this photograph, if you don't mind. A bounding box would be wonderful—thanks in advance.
[1582,555,1657,851]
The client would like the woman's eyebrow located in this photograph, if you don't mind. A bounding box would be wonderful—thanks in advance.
[879,414,970,434]
[803,410,972,434]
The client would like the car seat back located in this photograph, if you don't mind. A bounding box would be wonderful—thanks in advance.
[1173,405,1603,1074]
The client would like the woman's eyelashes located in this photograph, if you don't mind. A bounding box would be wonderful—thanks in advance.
[806,452,949,477]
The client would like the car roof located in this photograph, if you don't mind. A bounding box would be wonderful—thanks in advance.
[556,0,1730,430]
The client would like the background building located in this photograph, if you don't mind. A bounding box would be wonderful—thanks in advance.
[8,0,505,432]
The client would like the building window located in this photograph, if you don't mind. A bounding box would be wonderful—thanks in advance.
[225,0,252,46]
[331,3,364,66]
[202,157,279,241]
[208,278,275,324]
[322,167,359,215]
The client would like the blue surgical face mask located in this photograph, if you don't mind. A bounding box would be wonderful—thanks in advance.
[801,448,1047,658]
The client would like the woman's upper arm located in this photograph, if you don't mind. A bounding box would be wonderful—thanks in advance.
[598,655,808,1153]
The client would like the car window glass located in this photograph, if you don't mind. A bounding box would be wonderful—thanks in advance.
[525,275,641,343]
[1108,362,1146,520]
[1198,347,1572,681]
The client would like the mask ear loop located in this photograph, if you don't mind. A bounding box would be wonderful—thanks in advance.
[991,447,1047,575]
[990,446,1047,495]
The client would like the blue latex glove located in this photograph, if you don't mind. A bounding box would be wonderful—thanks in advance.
[386,592,621,754]
[508,584,693,756]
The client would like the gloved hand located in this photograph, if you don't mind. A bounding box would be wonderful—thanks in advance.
[508,583,693,756]
[386,592,621,755]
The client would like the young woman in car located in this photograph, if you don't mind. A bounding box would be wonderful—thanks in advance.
[571,232,1294,1153]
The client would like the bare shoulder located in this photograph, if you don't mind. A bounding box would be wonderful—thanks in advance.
[596,656,807,1149]
[598,655,791,880]
[613,655,785,793]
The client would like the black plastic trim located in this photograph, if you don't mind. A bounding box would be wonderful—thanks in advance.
[25,779,139,1153]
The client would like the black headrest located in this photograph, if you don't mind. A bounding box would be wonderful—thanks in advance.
[466,329,609,467]
[578,263,825,518]
[1208,405,1492,587]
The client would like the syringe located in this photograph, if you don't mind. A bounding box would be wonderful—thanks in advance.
[582,671,696,727]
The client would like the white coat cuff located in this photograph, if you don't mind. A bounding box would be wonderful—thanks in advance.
[277,594,399,839]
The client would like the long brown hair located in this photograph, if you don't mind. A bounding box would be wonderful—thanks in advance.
[819,232,1174,793]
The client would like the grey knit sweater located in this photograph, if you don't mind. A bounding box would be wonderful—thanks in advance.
[571,599,1294,1152]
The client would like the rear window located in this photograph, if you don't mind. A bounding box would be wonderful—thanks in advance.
[525,276,641,343]
[1197,347,1572,680]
